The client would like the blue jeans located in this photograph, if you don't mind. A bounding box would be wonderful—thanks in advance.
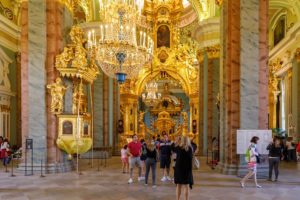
[3,156,11,166]
[145,158,156,185]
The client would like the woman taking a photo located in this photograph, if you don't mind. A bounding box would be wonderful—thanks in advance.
[174,136,193,200]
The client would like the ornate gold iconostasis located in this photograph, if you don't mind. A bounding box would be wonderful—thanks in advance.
[118,0,200,148]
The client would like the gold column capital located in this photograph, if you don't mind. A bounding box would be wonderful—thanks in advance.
[215,0,223,6]
[196,45,220,63]
[294,48,300,62]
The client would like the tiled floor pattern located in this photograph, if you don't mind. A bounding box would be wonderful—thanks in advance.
[0,157,299,200]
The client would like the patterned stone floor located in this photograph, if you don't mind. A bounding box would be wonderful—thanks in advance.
[0,157,299,200]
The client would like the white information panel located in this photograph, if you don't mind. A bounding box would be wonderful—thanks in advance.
[236,130,272,155]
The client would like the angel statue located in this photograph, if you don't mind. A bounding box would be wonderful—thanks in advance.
[47,77,67,114]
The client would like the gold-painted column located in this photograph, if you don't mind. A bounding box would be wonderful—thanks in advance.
[120,93,138,136]
[189,94,199,146]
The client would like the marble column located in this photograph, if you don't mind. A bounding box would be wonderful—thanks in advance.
[45,0,62,166]
[207,59,213,152]
[203,53,208,155]
[293,55,300,141]
[212,59,220,141]
[20,1,29,159]
[93,71,104,147]
[28,0,47,164]
[20,0,74,172]
[16,52,22,147]
[103,74,109,147]
[198,61,204,155]
[219,0,269,176]
[112,80,120,154]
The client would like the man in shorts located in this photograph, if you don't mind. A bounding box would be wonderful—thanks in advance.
[127,134,143,184]
[159,133,172,181]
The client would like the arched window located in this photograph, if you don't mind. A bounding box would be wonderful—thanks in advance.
[273,15,286,46]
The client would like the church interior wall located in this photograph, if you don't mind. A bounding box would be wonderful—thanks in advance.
[0,44,18,147]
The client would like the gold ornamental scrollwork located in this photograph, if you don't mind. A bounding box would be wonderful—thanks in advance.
[55,26,99,83]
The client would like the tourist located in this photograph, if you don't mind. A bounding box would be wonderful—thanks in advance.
[0,136,3,160]
[171,136,181,182]
[286,138,296,161]
[267,138,283,181]
[1,138,11,167]
[144,141,158,188]
[140,139,147,176]
[297,140,300,161]
[127,134,143,184]
[159,133,172,181]
[240,136,262,188]
[174,136,193,200]
[121,145,129,173]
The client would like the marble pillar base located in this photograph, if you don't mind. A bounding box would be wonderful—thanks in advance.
[17,161,74,174]
[217,162,238,175]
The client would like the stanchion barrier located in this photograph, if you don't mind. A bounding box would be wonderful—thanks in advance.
[10,155,16,177]
[25,138,34,176]
[40,159,45,178]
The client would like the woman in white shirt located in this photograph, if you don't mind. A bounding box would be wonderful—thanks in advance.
[240,136,262,188]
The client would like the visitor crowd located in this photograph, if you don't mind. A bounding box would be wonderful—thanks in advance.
[121,133,195,200]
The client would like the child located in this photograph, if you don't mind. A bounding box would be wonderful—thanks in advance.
[1,138,11,166]
[121,145,129,173]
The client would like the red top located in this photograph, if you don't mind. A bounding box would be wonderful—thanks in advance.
[297,142,300,152]
[128,141,142,157]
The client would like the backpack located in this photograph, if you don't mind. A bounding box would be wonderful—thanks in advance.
[245,146,250,162]
[141,144,147,160]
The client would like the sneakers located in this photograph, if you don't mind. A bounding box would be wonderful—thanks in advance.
[240,181,245,188]
[256,184,262,188]
[128,178,133,184]
[152,185,157,188]
[144,183,148,186]
[267,178,272,182]
[138,176,145,181]
[166,176,172,181]
[161,176,167,182]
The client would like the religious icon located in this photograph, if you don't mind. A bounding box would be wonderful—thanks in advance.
[157,25,170,48]
[274,17,285,46]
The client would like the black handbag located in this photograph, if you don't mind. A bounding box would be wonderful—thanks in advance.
[256,155,261,164]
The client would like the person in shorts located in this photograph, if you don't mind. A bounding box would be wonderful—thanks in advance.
[159,133,172,182]
[121,145,129,173]
[127,134,143,184]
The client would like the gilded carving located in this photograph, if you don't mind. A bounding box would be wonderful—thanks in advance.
[215,0,223,6]
[47,78,68,114]
[295,48,300,62]
[55,26,99,83]
[72,81,87,114]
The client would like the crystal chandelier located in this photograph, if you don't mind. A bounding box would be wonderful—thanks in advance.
[87,0,154,83]
[142,80,161,107]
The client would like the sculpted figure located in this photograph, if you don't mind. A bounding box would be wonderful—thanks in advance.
[47,77,67,114]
